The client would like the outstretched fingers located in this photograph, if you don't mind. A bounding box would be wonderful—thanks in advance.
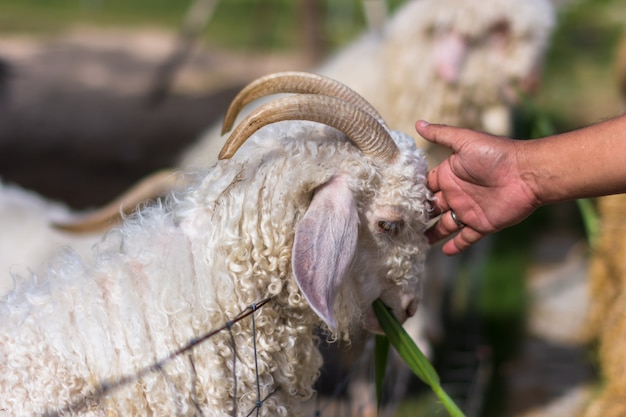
[416,120,462,150]
[442,227,484,256]
[417,120,489,255]
[425,210,462,244]
[425,210,484,255]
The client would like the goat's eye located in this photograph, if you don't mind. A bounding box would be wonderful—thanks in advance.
[378,220,401,235]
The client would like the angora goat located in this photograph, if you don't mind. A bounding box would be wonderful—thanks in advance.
[0,72,431,416]
[44,3,554,408]
[376,0,555,142]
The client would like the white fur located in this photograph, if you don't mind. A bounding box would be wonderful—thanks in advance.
[0,181,101,296]
[0,121,431,416]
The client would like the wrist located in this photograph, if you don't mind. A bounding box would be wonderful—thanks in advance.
[512,139,545,208]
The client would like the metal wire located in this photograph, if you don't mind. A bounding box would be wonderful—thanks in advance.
[41,295,375,417]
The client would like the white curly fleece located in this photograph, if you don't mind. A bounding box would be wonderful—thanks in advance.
[0,122,430,416]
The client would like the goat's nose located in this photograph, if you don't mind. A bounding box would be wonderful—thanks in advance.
[406,297,418,318]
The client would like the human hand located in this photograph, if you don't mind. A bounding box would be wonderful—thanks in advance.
[416,121,540,255]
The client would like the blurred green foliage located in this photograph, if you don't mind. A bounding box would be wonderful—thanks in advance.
[536,0,624,129]
[0,0,400,51]
[0,0,184,32]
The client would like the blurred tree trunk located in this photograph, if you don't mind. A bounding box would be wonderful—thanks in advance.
[146,0,219,106]
[617,30,626,109]
[299,0,326,65]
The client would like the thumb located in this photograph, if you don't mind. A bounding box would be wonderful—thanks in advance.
[415,120,458,150]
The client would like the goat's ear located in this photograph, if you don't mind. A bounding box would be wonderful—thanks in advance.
[292,175,359,329]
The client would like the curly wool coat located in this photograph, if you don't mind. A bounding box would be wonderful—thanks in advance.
[0,122,430,416]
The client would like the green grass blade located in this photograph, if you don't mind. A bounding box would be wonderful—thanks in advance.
[373,299,439,385]
[432,385,466,417]
[374,335,390,411]
[576,198,599,247]
[373,299,467,417]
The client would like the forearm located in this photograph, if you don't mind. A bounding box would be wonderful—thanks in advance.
[518,114,626,206]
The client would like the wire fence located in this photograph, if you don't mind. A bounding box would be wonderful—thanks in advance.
[37,286,493,417]
[41,296,373,417]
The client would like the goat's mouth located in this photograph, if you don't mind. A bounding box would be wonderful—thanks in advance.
[364,308,386,335]
[365,297,417,335]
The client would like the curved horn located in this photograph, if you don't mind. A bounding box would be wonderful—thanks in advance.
[52,169,182,234]
[218,94,399,163]
[221,71,387,135]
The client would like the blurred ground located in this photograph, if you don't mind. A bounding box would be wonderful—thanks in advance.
[505,233,595,417]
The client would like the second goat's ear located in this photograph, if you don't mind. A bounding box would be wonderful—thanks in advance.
[292,175,358,329]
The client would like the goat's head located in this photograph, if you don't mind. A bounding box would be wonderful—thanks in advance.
[218,71,430,334]
[390,0,555,99]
